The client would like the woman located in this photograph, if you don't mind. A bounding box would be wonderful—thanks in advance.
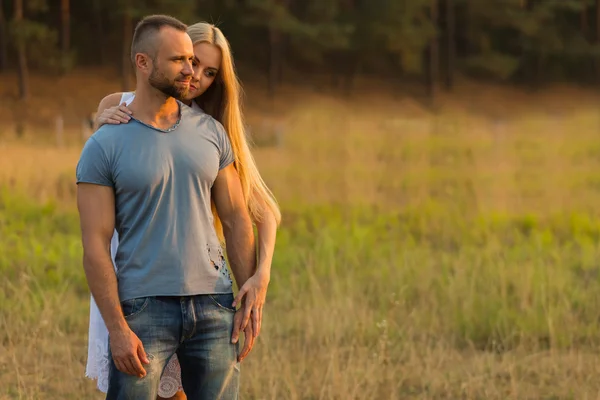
[85,22,281,400]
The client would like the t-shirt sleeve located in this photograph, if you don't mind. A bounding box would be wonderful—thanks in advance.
[212,119,235,170]
[76,137,114,187]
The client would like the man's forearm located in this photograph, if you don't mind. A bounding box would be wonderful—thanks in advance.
[223,212,257,290]
[83,245,127,334]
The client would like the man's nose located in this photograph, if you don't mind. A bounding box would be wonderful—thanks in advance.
[182,59,194,76]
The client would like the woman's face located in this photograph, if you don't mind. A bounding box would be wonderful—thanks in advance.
[186,42,222,100]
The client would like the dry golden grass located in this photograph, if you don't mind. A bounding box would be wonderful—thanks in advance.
[4,69,600,399]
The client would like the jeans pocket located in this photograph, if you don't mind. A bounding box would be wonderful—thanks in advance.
[208,293,236,313]
[120,297,150,320]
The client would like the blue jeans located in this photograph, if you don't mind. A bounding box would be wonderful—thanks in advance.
[106,294,240,400]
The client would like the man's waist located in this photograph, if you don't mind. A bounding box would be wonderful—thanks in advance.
[117,281,233,303]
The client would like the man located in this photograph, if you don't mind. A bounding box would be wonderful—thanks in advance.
[76,15,257,399]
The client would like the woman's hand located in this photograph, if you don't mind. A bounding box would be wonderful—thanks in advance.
[231,269,270,339]
[96,102,133,128]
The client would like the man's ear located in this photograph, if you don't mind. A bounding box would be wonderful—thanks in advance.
[134,53,152,72]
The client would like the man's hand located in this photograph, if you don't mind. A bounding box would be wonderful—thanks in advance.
[232,269,270,337]
[109,326,150,378]
[232,305,255,362]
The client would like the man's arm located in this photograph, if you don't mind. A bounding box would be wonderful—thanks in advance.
[211,164,258,360]
[77,183,124,333]
[77,183,149,377]
[212,164,257,296]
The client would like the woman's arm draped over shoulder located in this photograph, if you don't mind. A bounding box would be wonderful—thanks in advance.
[93,92,126,131]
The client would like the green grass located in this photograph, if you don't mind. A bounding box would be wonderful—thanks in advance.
[4,84,600,397]
[4,187,600,398]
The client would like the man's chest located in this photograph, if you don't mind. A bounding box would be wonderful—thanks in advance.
[113,133,220,193]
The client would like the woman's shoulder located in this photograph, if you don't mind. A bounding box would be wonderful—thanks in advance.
[97,92,131,112]
[120,91,135,105]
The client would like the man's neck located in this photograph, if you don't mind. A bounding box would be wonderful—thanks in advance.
[129,83,181,130]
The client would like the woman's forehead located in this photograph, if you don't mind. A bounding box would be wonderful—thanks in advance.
[193,42,222,69]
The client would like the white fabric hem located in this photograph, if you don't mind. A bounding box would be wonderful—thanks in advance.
[84,224,183,398]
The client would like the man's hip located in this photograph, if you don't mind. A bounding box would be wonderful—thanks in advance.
[106,294,240,400]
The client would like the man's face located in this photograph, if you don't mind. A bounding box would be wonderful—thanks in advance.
[147,27,195,100]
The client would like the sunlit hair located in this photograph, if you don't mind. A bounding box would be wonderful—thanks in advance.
[186,22,281,242]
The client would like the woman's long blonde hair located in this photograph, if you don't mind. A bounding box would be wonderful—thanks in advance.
[186,22,281,242]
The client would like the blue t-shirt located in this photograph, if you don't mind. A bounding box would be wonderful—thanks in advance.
[76,101,235,301]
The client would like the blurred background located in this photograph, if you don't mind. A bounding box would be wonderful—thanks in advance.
[3,0,600,399]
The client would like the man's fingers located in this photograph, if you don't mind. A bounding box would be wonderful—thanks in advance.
[232,286,248,308]
[120,356,137,376]
[114,359,127,374]
[137,343,150,364]
[130,354,146,378]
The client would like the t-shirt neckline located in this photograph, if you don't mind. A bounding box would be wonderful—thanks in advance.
[129,100,184,133]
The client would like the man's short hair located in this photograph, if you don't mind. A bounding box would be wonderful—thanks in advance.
[131,15,188,64]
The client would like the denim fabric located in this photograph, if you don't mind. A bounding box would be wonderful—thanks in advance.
[106,294,240,400]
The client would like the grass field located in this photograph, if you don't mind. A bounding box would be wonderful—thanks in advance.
[3,71,600,398]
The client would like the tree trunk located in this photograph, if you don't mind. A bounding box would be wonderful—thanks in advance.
[267,0,292,98]
[14,0,28,101]
[445,0,456,90]
[121,9,132,91]
[277,35,285,85]
[597,0,600,44]
[426,0,440,106]
[61,0,70,61]
[521,0,539,89]
[582,2,588,40]
[596,0,600,81]
[93,0,105,64]
[0,0,7,70]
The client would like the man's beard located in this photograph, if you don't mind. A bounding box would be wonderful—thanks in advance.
[148,66,189,100]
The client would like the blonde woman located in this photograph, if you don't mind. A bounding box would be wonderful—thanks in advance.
[85,22,280,400]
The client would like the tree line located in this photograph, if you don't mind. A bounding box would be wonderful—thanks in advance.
[2,0,600,102]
